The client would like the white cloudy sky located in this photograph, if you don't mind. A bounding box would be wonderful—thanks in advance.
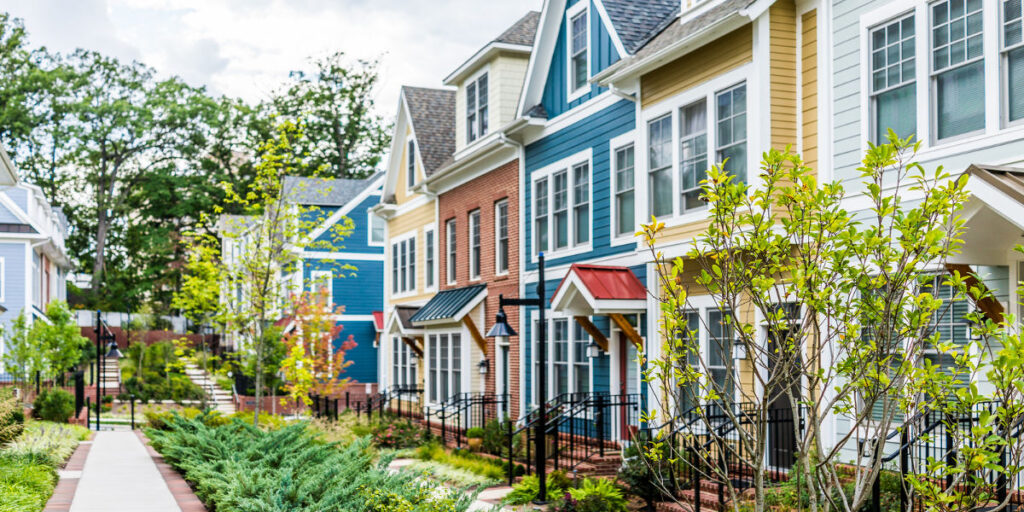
[2,0,539,116]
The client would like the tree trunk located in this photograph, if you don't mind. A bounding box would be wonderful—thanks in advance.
[92,208,108,291]
[253,322,263,428]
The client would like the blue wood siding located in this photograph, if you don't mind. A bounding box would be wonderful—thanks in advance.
[0,242,26,331]
[338,320,379,383]
[302,259,383,316]
[540,0,620,118]
[312,195,385,255]
[524,99,636,271]
[0,202,21,224]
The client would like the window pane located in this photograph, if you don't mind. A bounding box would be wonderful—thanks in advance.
[467,82,477,142]
[426,230,434,288]
[1010,47,1024,121]
[615,145,635,236]
[554,171,569,249]
[875,83,917,142]
[648,115,673,217]
[936,60,985,138]
[680,101,708,213]
[571,11,588,91]
[477,74,488,136]
[716,84,747,182]
[573,163,589,245]
[535,178,548,253]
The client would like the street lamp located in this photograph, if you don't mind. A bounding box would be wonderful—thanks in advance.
[105,341,123,359]
[486,253,549,503]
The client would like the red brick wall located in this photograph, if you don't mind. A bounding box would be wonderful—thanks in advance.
[438,157,522,418]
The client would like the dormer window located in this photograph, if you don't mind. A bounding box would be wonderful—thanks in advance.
[467,73,488,143]
[407,139,416,188]
[569,8,589,93]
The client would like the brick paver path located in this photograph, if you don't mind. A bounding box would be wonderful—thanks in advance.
[45,430,206,512]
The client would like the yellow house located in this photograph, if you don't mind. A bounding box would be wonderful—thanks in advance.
[596,0,823,469]
[372,86,454,413]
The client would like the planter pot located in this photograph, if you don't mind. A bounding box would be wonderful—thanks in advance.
[467,438,483,451]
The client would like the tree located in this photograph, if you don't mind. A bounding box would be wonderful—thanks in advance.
[279,288,356,410]
[639,136,1024,512]
[0,311,43,399]
[34,301,90,380]
[269,52,390,179]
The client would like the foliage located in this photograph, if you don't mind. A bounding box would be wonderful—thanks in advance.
[359,483,466,512]
[225,410,288,431]
[617,435,670,508]
[504,471,572,505]
[414,441,506,480]
[145,414,472,512]
[372,418,429,449]
[279,288,356,409]
[5,422,91,467]
[0,307,85,397]
[0,420,89,512]
[31,389,74,423]
[465,427,484,439]
[0,389,25,446]
[404,459,499,488]
[144,408,229,430]
[480,418,508,455]
[307,412,373,445]
[552,478,628,512]
[121,341,205,403]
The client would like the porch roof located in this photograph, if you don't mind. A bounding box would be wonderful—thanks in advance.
[372,311,384,332]
[967,164,1024,206]
[409,284,487,326]
[387,305,423,336]
[550,264,647,316]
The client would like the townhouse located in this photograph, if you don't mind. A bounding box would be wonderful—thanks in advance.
[411,12,539,422]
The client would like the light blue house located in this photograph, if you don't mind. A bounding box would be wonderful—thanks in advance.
[511,0,678,441]
[282,174,386,386]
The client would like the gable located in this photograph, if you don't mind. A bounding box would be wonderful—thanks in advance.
[0,201,23,225]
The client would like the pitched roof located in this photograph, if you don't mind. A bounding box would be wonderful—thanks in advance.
[394,305,421,331]
[602,0,680,54]
[552,264,647,302]
[409,284,487,325]
[283,173,381,207]
[966,164,1024,204]
[627,0,755,62]
[495,11,541,46]
[402,86,456,177]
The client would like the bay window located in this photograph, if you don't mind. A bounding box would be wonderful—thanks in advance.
[871,15,917,143]
[614,144,635,236]
[932,0,985,140]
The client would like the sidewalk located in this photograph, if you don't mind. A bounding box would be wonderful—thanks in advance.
[44,429,205,512]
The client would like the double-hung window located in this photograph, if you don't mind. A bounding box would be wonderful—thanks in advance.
[680,101,708,213]
[1004,0,1024,123]
[573,323,590,393]
[407,140,416,188]
[392,336,416,388]
[467,73,489,143]
[536,317,592,403]
[707,308,735,411]
[553,319,570,395]
[614,144,635,236]
[677,311,702,413]
[495,200,509,275]
[429,333,463,402]
[871,15,917,143]
[392,237,416,294]
[648,114,673,217]
[572,163,590,245]
[553,171,569,250]
[921,275,971,389]
[534,178,549,253]
[570,9,588,93]
[931,0,985,140]
[716,84,747,182]
[310,270,332,307]
[446,219,457,284]
[369,213,385,245]
[425,228,435,288]
[469,210,481,280]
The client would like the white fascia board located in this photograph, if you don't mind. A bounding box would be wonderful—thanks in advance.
[517,0,569,117]
[591,0,629,57]
[444,42,533,86]
[969,177,1024,232]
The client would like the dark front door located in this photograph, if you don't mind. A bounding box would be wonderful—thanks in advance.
[500,345,509,418]
[766,324,800,469]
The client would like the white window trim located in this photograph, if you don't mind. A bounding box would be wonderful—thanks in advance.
[683,294,742,407]
[309,270,333,307]
[529,310,594,408]
[468,209,482,281]
[609,130,638,247]
[424,223,437,292]
[426,330,467,405]
[494,199,510,276]
[566,0,592,103]
[446,218,458,285]
[465,65,491,145]
[391,229,418,299]
[638,64,754,231]
[392,335,418,388]
[858,0,1010,157]
[406,137,418,194]
[368,211,386,247]
[530,148,594,263]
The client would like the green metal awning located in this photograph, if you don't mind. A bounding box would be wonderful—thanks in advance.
[409,284,487,326]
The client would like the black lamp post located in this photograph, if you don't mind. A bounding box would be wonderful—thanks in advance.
[486,253,548,503]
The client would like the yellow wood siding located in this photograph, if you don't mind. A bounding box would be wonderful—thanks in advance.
[386,201,436,306]
[659,219,712,245]
[640,25,753,109]
[453,53,530,152]
[801,9,819,172]
[770,0,799,151]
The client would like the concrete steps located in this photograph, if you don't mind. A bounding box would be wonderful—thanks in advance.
[183,363,235,414]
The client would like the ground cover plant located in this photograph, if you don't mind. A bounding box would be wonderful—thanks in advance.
[415,441,506,480]
[0,420,90,512]
[146,413,476,512]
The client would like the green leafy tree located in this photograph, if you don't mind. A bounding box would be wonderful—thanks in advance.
[34,301,89,380]
[0,311,43,399]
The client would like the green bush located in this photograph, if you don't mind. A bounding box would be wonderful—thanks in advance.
[372,419,428,448]
[553,478,628,512]
[145,408,230,430]
[504,471,572,505]
[0,391,25,446]
[32,390,74,423]
[146,414,475,512]
[465,427,484,439]
[121,341,205,403]
[414,441,507,480]
[481,418,508,455]
[0,421,89,512]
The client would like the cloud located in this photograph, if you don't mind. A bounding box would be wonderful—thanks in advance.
[3,0,539,110]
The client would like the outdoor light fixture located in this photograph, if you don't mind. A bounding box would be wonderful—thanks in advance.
[105,341,123,359]
[486,254,550,503]
[478,359,489,375]
[587,340,602,359]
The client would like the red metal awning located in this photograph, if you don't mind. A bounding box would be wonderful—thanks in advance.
[372,311,384,332]
[550,264,647,315]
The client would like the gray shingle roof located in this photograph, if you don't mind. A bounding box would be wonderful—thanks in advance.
[628,0,755,62]
[283,173,381,207]
[403,86,456,178]
[495,11,541,46]
[395,305,422,331]
[602,0,680,54]
[409,284,487,325]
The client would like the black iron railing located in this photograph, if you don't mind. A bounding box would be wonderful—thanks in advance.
[426,392,508,448]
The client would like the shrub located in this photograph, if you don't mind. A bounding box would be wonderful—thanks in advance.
[413,441,507,480]
[145,408,232,430]
[465,427,484,439]
[0,420,89,512]
[0,391,25,446]
[6,422,91,466]
[372,419,427,449]
[481,418,507,455]
[504,471,572,505]
[32,389,74,423]
[554,478,628,512]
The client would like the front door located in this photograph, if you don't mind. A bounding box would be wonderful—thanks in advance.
[500,344,510,418]
[617,333,639,440]
[766,324,800,469]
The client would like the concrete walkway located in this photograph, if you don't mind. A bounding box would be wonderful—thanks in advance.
[69,431,181,512]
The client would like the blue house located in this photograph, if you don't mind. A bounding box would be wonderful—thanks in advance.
[511,0,677,440]
[283,174,386,387]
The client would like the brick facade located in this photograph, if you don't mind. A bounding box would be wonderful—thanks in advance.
[438,157,521,417]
